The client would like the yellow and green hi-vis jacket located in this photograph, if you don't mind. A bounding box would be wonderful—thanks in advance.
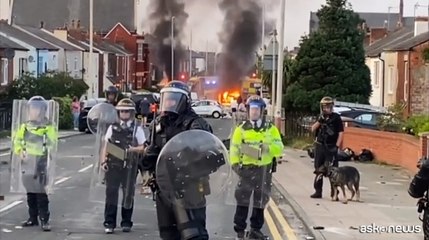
[13,122,58,156]
[229,120,284,166]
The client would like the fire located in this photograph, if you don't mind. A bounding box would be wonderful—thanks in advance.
[219,90,240,105]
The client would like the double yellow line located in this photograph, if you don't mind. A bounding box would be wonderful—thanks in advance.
[265,198,298,240]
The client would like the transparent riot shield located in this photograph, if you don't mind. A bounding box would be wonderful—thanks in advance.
[87,103,119,135]
[224,127,274,209]
[155,130,231,210]
[9,99,59,194]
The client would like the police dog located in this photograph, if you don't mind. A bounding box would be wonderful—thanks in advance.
[327,165,361,204]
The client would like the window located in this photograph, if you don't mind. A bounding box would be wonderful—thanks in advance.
[137,43,143,62]
[355,113,377,125]
[373,61,379,86]
[74,57,78,71]
[404,61,409,101]
[18,58,28,76]
[388,66,394,94]
[38,56,43,75]
[0,58,8,86]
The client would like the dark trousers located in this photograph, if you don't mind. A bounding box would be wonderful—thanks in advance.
[27,193,49,222]
[156,192,208,240]
[104,165,136,228]
[313,143,339,195]
[233,166,272,232]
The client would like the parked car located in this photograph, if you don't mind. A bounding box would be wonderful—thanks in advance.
[130,92,160,123]
[78,98,107,132]
[191,100,225,118]
[339,110,385,130]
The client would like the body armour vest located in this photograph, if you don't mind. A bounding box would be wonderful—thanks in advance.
[108,122,136,163]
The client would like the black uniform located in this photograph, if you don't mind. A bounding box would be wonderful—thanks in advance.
[143,109,213,240]
[104,122,138,229]
[409,157,429,239]
[313,112,343,197]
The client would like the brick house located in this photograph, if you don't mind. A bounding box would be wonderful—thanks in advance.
[103,23,149,90]
[384,17,429,116]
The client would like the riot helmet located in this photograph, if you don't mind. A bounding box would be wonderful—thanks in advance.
[105,85,119,103]
[320,96,334,115]
[116,98,136,121]
[27,96,48,122]
[159,80,191,114]
[247,95,266,121]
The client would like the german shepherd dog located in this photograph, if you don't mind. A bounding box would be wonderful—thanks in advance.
[327,166,361,204]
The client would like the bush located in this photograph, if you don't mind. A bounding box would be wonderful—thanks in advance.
[52,96,73,130]
[403,115,429,136]
[377,102,406,132]
[1,72,88,101]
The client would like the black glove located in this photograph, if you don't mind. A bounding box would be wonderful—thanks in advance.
[317,115,325,124]
[232,164,241,174]
[141,145,160,171]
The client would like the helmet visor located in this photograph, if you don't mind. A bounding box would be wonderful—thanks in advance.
[27,101,47,122]
[160,92,187,114]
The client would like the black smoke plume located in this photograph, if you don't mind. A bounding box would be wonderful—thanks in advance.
[218,0,263,90]
[147,0,188,81]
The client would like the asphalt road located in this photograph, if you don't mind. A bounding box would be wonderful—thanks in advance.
[0,118,280,240]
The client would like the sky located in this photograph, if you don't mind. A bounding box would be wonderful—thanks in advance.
[140,0,429,52]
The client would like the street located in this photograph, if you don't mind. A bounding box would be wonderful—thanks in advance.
[0,118,295,240]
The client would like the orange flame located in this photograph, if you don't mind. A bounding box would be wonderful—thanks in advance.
[219,90,240,105]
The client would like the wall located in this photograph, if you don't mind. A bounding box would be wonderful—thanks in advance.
[383,51,398,107]
[47,51,59,72]
[83,52,99,98]
[64,50,83,79]
[342,127,421,173]
[409,42,429,115]
[366,57,383,106]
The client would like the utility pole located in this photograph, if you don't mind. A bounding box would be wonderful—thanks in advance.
[189,29,192,77]
[275,0,285,129]
[271,31,277,117]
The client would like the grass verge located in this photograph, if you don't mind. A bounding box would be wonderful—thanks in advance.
[284,136,314,150]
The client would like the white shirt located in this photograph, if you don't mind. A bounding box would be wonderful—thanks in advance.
[251,119,262,128]
[231,100,238,109]
[104,120,146,145]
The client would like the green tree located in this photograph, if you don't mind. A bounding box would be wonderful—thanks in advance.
[262,56,294,94]
[285,0,372,113]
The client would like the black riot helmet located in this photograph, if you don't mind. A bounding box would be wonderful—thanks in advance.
[159,81,191,114]
[105,86,119,103]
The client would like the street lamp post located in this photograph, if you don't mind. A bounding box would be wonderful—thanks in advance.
[171,16,175,81]
[89,0,94,96]
[271,31,277,117]
[275,0,285,128]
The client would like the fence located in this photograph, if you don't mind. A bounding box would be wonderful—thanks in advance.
[0,102,12,131]
[283,112,316,139]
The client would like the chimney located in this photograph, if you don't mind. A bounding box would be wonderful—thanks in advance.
[369,28,388,45]
[40,21,44,28]
[414,16,429,36]
[399,0,404,27]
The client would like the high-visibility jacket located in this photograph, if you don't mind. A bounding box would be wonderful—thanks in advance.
[229,120,284,166]
[13,123,58,156]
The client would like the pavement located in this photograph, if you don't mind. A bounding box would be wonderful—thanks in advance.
[274,148,423,240]
[0,119,305,240]
[0,131,84,152]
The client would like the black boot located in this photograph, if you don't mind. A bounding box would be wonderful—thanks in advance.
[235,230,246,240]
[311,174,323,198]
[40,220,51,232]
[248,229,268,239]
[22,218,38,227]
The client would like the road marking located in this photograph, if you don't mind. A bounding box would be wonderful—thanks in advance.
[0,200,23,213]
[268,198,298,240]
[78,164,93,173]
[0,152,10,157]
[264,208,282,240]
[54,177,71,185]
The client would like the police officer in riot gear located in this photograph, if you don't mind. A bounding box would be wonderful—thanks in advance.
[142,80,213,240]
[102,98,146,234]
[13,96,58,231]
[408,156,429,239]
[310,96,344,199]
[229,95,284,240]
[105,86,120,106]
